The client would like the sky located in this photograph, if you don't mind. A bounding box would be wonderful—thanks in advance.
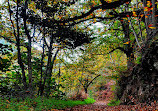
[0,0,4,4]
[0,0,104,51]
[0,0,105,63]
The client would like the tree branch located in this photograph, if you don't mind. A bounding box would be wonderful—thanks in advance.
[100,0,131,9]
[108,47,127,54]
[87,74,101,87]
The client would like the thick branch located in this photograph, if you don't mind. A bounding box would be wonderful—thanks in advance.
[91,47,127,56]
[108,47,127,54]
[101,0,131,9]
[87,74,101,87]
[63,0,131,22]
[0,36,16,44]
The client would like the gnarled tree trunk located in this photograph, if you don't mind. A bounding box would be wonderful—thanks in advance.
[118,40,158,104]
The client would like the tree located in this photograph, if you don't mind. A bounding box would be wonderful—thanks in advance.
[1,0,92,97]
[1,0,157,103]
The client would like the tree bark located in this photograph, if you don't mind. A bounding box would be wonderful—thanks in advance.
[38,41,45,96]
[23,0,33,92]
[120,20,135,70]
[46,48,60,96]
[15,0,27,89]
[119,40,158,104]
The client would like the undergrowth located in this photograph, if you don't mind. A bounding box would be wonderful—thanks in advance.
[107,99,120,106]
[0,96,96,110]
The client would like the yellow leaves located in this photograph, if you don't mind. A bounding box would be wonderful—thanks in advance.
[132,11,137,17]
[156,2,158,9]
[144,7,153,12]
[140,14,144,18]
[28,2,36,12]
[123,17,128,20]
[148,24,156,29]
[144,7,148,11]
[96,9,102,13]
[123,41,130,44]
[3,56,7,59]
[138,2,143,8]
[6,71,11,74]
[93,18,97,23]
[100,31,104,36]
[83,5,87,9]
[53,1,58,4]
[147,1,152,7]
[92,0,97,5]
[107,0,113,3]
[149,27,156,29]
[53,44,58,46]
[62,0,68,2]
[151,7,154,10]
[6,100,10,103]
[55,15,62,20]
[74,25,78,29]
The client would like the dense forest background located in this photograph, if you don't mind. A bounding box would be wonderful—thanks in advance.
[0,0,158,110]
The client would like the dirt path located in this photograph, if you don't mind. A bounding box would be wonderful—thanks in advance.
[61,101,158,111]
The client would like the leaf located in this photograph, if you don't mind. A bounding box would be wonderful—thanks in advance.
[126,15,129,17]
[132,12,137,17]
[145,16,148,18]
[149,27,156,29]
[93,18,97,23]
[123,41,130,44]
[144,7,148,11]
[6,100,10,103]
[147,1,152,7]
[148,24,153,27]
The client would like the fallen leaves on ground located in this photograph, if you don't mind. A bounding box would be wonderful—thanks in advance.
[62,102,158,111]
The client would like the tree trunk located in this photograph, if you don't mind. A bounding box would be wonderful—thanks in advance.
[120,20,135,70]
[46,48,60,96]
[126,48,135,70]
[118,0,158,104]
[23,0,33,93]
[38,42,45,96]
[42,44,53,96]
[119,40,158,104]
[15,1,27,89]
[84,87,88,94]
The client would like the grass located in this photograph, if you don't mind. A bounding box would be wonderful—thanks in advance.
[107,99,120,106]
[0,96,96,111]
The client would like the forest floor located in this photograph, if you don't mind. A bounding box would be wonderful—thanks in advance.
[60,100,158,111]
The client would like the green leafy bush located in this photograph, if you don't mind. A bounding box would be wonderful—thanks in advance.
[84,97,96,104]
[0,96,96,110]
[107,99,120,106]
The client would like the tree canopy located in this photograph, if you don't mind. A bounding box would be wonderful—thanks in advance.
[0,0,158,106]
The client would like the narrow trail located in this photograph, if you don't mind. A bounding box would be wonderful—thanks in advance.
[60,101,158,111]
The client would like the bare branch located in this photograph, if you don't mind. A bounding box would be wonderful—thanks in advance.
[128,18,142,49]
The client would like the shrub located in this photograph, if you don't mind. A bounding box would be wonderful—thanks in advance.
[0,96,96,110]
[69,90,88,101]
[107,99,120,106]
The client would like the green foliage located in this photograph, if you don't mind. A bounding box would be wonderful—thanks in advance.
[0,96,95,110]
[0,57,11,72]
[107,99,120,106]
[0,77,12,95]
[84,97,96,104]
[0,43,13,72]
[0,0,155,107]
[136,56,142,64]
[88,90,93,98]
[105,75,119,80]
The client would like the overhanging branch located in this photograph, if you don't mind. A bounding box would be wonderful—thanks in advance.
[108,47,127,54]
